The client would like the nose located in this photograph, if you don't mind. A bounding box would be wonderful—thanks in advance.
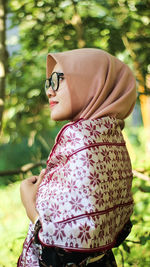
[46,87,56,98]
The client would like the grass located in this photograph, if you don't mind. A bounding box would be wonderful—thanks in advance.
[0,182,28,267]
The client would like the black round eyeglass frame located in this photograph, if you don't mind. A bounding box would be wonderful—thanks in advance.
[45,72,64,92]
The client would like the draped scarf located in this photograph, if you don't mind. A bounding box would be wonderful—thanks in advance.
[18,116,134,266]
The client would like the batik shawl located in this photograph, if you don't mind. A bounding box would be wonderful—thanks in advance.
[18,116,133,267]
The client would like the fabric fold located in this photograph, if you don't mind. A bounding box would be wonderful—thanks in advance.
[18,117,134,266]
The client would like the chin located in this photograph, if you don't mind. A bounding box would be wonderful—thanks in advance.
[50,112,73,121]
[51,113,66,121]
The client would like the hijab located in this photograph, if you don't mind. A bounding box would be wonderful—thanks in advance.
[46,48,136,121]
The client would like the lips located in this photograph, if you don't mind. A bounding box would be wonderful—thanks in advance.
[49,101,58,108]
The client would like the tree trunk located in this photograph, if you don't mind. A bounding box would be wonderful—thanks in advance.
[122,35,150,155]
[71,0,85,48]
[0,0,6,133]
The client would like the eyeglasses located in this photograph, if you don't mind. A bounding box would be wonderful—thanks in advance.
[45,72,64,92]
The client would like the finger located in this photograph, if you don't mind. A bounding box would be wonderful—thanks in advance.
[31,176,38,184]
[37,169,46,184]
[20,176,37,188]
[40,168,46,177]
[27,176,38,184]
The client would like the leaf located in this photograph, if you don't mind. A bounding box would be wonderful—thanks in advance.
[122,242,130,253]
[131,219,138,225]
[140,235,150,245]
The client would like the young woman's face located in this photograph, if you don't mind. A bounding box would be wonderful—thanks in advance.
[46,63,73,121]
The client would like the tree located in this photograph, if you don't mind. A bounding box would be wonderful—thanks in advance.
[0,0,7,132]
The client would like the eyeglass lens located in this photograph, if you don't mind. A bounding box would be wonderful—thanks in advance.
[51,72,58,91]
[45,72,64,93]
[45,72,58,92]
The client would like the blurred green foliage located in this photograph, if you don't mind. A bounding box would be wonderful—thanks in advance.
[113,178,150,267]
[0,0,150,266]
[1,0,149,178]
[2,0,150,145]
[0,182,28,267]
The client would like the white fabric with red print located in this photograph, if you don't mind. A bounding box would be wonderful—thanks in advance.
[18,117,133,266]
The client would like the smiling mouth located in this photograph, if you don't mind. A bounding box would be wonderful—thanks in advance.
[49,101,58,108]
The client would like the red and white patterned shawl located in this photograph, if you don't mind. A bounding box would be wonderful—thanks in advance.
[18,116,133,266]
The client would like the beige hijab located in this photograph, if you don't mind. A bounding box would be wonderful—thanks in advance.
[46,48,136,121]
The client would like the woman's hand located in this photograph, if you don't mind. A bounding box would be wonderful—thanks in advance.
[20,169,45,224]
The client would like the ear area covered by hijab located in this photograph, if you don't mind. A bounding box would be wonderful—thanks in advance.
[46,48,136,121]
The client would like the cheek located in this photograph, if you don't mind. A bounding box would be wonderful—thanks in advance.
[59,85,73,116]
[50,98,73,121]
[61,97,73,118]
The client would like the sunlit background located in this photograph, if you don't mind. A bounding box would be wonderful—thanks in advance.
[0,0,150,266]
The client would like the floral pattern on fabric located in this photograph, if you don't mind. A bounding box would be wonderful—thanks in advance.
[18,117,133,267]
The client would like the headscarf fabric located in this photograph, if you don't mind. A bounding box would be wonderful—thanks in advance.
[46,48,136,121]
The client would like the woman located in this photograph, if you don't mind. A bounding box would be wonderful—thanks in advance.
[18,48,136,267]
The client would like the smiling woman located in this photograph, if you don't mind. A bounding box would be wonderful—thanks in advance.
[45,63,75,121]
[18,48,136,267]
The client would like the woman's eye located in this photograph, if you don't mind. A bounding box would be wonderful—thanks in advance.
[60,77,64,81]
